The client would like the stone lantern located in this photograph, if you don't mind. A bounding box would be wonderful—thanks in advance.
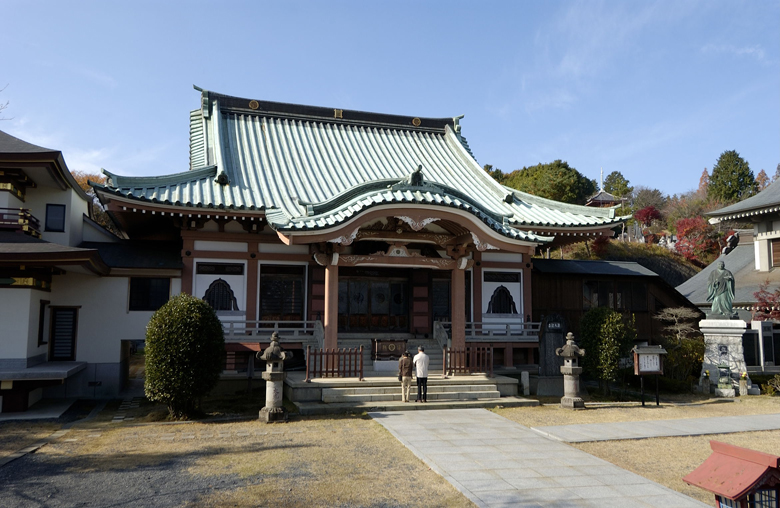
[555,332,585,409]
[257,332,291,423]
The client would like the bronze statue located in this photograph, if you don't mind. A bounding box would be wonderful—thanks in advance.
[707,261,737,319]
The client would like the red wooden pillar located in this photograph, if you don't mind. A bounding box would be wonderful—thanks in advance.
[451,266,466,352]
[504,344,514,368]
[246,241,258,322]
[324,262,339,349]
[181,236,195,295]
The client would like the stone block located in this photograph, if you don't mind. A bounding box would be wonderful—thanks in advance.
[713,387,735,397]
[521,371,530,396]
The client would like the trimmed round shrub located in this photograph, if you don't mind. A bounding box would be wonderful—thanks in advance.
[144,293,225,419]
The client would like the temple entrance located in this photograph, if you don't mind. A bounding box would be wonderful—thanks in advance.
[338,269,409,332]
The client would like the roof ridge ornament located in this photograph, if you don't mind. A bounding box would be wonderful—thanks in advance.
[389,165,425,191]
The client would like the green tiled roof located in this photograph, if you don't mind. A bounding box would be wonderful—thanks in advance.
[96,90,627,244]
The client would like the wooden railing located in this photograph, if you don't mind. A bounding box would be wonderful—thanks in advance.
[304,345,364,382]
[222,320,323,347]
[437,320,541,341]
[0,208,41,238]
[443,346,494,377]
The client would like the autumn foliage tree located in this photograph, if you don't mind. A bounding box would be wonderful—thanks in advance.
[674,217,719,264]
[634,206,661,227]
[70,170,120,236]
[752,281,780,321]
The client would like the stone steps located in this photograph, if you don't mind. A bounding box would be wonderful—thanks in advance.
[338,337,445,373]
[294,396,538,415]
[322,384,500,403]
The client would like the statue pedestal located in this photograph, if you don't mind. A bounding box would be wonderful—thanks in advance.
[699,319,748,397]
[714,387,735,398]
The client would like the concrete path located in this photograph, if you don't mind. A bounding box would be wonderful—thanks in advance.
[370,408,708,508]
[533,413,780,443]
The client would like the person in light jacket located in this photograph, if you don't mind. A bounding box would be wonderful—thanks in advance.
[413,346,430,402]
[398,351,413,402]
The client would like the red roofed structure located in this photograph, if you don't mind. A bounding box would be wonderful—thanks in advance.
[683,440,780,507]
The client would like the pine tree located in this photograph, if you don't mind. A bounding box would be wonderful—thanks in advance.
[708,150,757,203]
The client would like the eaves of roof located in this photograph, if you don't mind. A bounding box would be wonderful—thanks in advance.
[707,179,780,222]
[532,259,659,277]
[0,130,92,203]
[0,232,110,275]
[267,184,548,244]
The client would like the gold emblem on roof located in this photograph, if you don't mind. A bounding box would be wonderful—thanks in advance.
[412,117,421,127]
[249,100,259,110]
[334,109,343,119]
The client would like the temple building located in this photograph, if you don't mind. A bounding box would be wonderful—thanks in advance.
[0,88,628,411]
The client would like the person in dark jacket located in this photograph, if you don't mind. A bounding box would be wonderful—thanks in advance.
[398,351,413,402]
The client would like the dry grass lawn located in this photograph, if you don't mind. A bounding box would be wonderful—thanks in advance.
[0,421,60,460]
[572,431,780,506]
[495,396,780,427]
[42,415,474,508]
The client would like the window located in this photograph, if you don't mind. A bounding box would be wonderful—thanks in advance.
[583,280,647,312]
[487,286,518,314]
[129,278,170,311]
[50,307,78,361]
[750,489,778,508]
[38,300,50,345]
[203,279,240,311]
[260,266,305,321]
[45,204,66,232]
[196,262,244,275]
[717,496,739,508]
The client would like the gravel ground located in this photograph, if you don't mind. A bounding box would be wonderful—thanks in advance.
[0,451,246,507]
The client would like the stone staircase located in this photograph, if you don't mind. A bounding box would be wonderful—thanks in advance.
[337,336,445,373]
[322,383,500,403]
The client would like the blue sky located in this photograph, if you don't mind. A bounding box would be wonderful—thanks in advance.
[3,0,778,197]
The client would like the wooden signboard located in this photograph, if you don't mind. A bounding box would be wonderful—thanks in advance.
[633,345,666,375]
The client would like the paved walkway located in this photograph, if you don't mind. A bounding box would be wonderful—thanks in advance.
[370,408,709,508]
[532,413,780,443]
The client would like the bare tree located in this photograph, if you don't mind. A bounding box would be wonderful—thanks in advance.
[0,84,11,120]
[654,307,702,346]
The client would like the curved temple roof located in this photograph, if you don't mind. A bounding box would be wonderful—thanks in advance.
[95,89,627,245]
[706,178,780,222]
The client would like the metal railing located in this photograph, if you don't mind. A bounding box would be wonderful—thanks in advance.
[0,208,41,238]
[222,320,323,346]
[443,346,494,377]
[304,345,364,382]
[436,320,541,341]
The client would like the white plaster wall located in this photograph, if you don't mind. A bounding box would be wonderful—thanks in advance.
[67,192,86,246]
[82,218,120,242]
[0,289,34,359]
[194,240,247,252]
[49,274,157,363]
[0,191,23,209]
[481,252,523,263]
[25,186,88,247]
